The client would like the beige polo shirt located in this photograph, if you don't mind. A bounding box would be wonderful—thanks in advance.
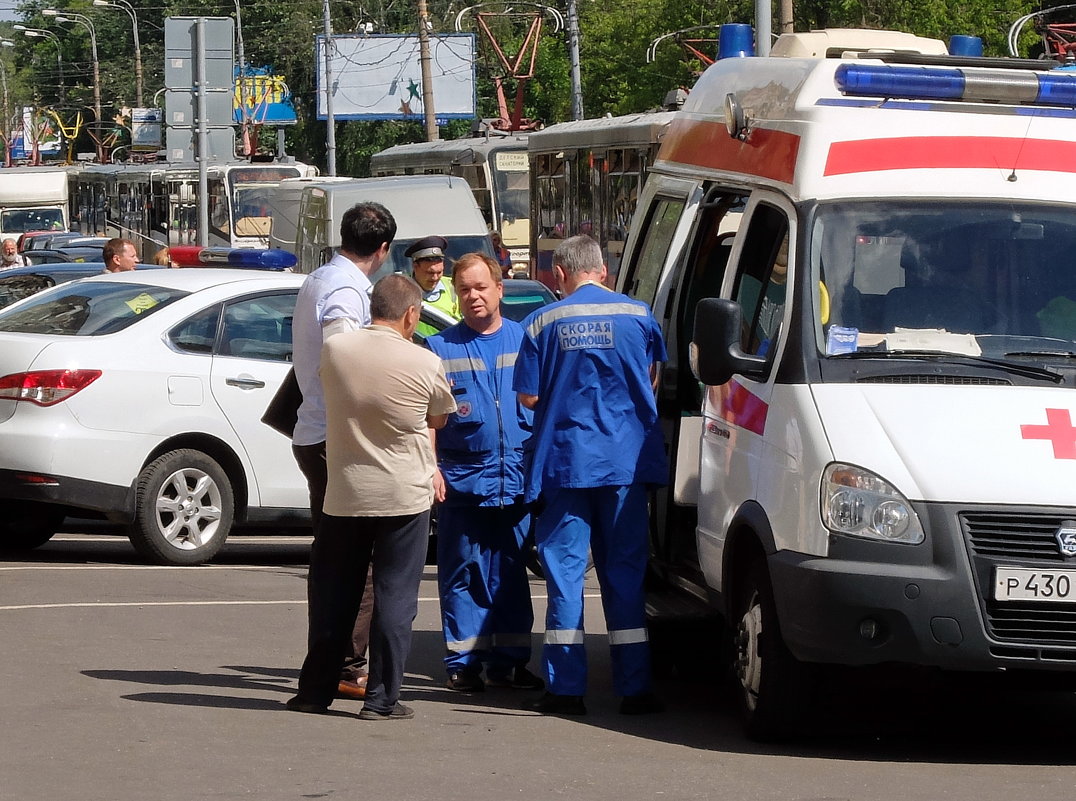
[321,324,456,517]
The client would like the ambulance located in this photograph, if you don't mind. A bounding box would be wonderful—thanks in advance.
[618,27,1076,738]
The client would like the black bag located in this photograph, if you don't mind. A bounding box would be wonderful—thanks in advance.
[261,367,302,438]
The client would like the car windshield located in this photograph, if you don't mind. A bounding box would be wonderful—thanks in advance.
[811,201,1076,360]
[0,280,189,335]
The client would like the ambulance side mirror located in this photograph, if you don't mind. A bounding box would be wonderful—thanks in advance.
[690,298,767,386]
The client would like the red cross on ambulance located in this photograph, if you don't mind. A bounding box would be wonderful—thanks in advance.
[1021,408,1076,460]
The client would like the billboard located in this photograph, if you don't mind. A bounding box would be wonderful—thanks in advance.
[315,34,476,121]
[233,67,298,125]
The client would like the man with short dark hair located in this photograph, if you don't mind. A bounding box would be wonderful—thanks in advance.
[102,238,138,273]
[287,274,456,720]
[291,202,397,701]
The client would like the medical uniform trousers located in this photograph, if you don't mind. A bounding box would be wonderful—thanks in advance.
[535,483,652,697]
[437,502,534,676]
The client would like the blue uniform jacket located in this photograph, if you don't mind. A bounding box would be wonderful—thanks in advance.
[426,319,532,506]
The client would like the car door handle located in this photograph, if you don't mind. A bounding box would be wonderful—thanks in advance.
[226,376,266,389]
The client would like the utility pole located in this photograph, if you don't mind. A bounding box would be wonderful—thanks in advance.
[322,0,336,175]
[195,18,210,247]
[417,0,438,142]
[780,0,794,34]
[755,0,772,56]
[566,0,583,120]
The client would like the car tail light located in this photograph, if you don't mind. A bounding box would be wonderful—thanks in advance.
[0,369,102,406]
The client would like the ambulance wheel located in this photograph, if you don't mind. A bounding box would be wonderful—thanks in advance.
[732,559,814,741]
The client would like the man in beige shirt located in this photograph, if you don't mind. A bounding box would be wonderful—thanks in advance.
[287,274,456,721]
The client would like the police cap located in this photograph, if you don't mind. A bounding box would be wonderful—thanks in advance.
[404,235,448,262]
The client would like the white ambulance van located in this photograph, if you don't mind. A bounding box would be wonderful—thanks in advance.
[619,27,1076,738]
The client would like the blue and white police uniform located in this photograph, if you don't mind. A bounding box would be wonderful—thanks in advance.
[513,282,667,698]
[426,318,535,679]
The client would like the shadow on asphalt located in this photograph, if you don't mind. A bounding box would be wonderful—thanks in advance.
[78,630,1076,765]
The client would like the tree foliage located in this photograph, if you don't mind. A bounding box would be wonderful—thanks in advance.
[0,0,1054,169]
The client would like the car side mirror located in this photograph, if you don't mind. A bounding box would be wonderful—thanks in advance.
[689,297,767,386]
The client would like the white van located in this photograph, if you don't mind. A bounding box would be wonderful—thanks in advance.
[292,175,496,275]
[618,28,1076,738]
[267,176,353,252]
[0,166,72,239]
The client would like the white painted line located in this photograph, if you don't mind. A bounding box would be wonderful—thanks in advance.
[0,593,602,612]
[0,565,306,571]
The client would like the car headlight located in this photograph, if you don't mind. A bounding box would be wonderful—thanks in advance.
[821,463,924,545]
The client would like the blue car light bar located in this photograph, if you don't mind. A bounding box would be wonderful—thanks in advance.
[834,63,1076,107]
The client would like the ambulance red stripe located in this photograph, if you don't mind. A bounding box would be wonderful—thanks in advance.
[710,379,769,436]
[824,136,1076,176]
[660,119,800,183]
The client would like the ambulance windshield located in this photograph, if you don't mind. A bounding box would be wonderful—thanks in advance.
[811,201,1076,360]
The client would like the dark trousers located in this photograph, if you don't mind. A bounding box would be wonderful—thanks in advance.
[296,510,431,712]
[292,441,373,681]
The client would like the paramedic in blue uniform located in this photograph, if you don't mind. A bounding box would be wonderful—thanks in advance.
[514,234,667,716]
[425,252,544,693]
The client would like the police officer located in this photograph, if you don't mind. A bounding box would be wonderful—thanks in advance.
[513,234,667,716]
[406,235,460,337]
[425,252,544,693]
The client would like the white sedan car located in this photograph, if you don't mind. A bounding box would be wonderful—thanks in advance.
[0,269,309,565]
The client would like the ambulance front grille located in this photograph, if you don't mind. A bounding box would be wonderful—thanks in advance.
[963,512,1070,561]
[856,374,1009,385]
[962,511,1076,645]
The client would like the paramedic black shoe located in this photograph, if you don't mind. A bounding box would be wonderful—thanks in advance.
[523,691,586,716]
[358,702,415,721]
[618,692,664,715]
[486,666,545,690]
[445,668,485,692]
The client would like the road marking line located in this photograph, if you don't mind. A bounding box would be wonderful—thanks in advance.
[0,594,601,612]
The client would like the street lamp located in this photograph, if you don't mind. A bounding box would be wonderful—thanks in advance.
[43,9,100,125]
[13,25,65,106]
[92,0,142,108]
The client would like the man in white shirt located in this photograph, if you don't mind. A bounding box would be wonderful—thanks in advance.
[1,239,28,269]
[291,202,397,701]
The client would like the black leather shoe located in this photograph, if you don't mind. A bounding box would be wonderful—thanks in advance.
[523,691,586,716]
[619,692,664,715]
[285,696,329,714]
[486,666,545,690]
[446,669,485,692]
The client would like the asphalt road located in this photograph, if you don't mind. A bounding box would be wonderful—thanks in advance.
[2,527,1076,801]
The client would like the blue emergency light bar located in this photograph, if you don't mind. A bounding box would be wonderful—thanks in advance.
[834,63,1076,107]
[169,245,297,270]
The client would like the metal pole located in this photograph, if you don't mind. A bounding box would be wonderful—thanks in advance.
[755,0,772,56]
[417,0,438,142]
[195,18,210,247]
[234,0,248,156]
[566,0,583,120]
[0,57,9,167]
[322,0,336,175]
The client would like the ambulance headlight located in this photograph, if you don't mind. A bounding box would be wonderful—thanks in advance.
[822,463,924,545]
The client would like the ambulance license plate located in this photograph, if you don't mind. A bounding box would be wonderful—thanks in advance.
[994,567,1076,602]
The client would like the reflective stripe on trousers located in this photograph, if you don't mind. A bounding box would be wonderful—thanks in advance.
[536,484,652,697]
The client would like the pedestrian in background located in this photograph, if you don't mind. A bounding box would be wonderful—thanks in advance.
[102,238,138,273]
[2,238,28,269]
[425,252,543,694]
[287,274,456,720]
[291,202,397,701]
[514,234,667,716]
[407,235,460,337]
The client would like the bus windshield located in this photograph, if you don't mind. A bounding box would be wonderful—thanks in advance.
[228,167,303,238]
[811,200,1076,360]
